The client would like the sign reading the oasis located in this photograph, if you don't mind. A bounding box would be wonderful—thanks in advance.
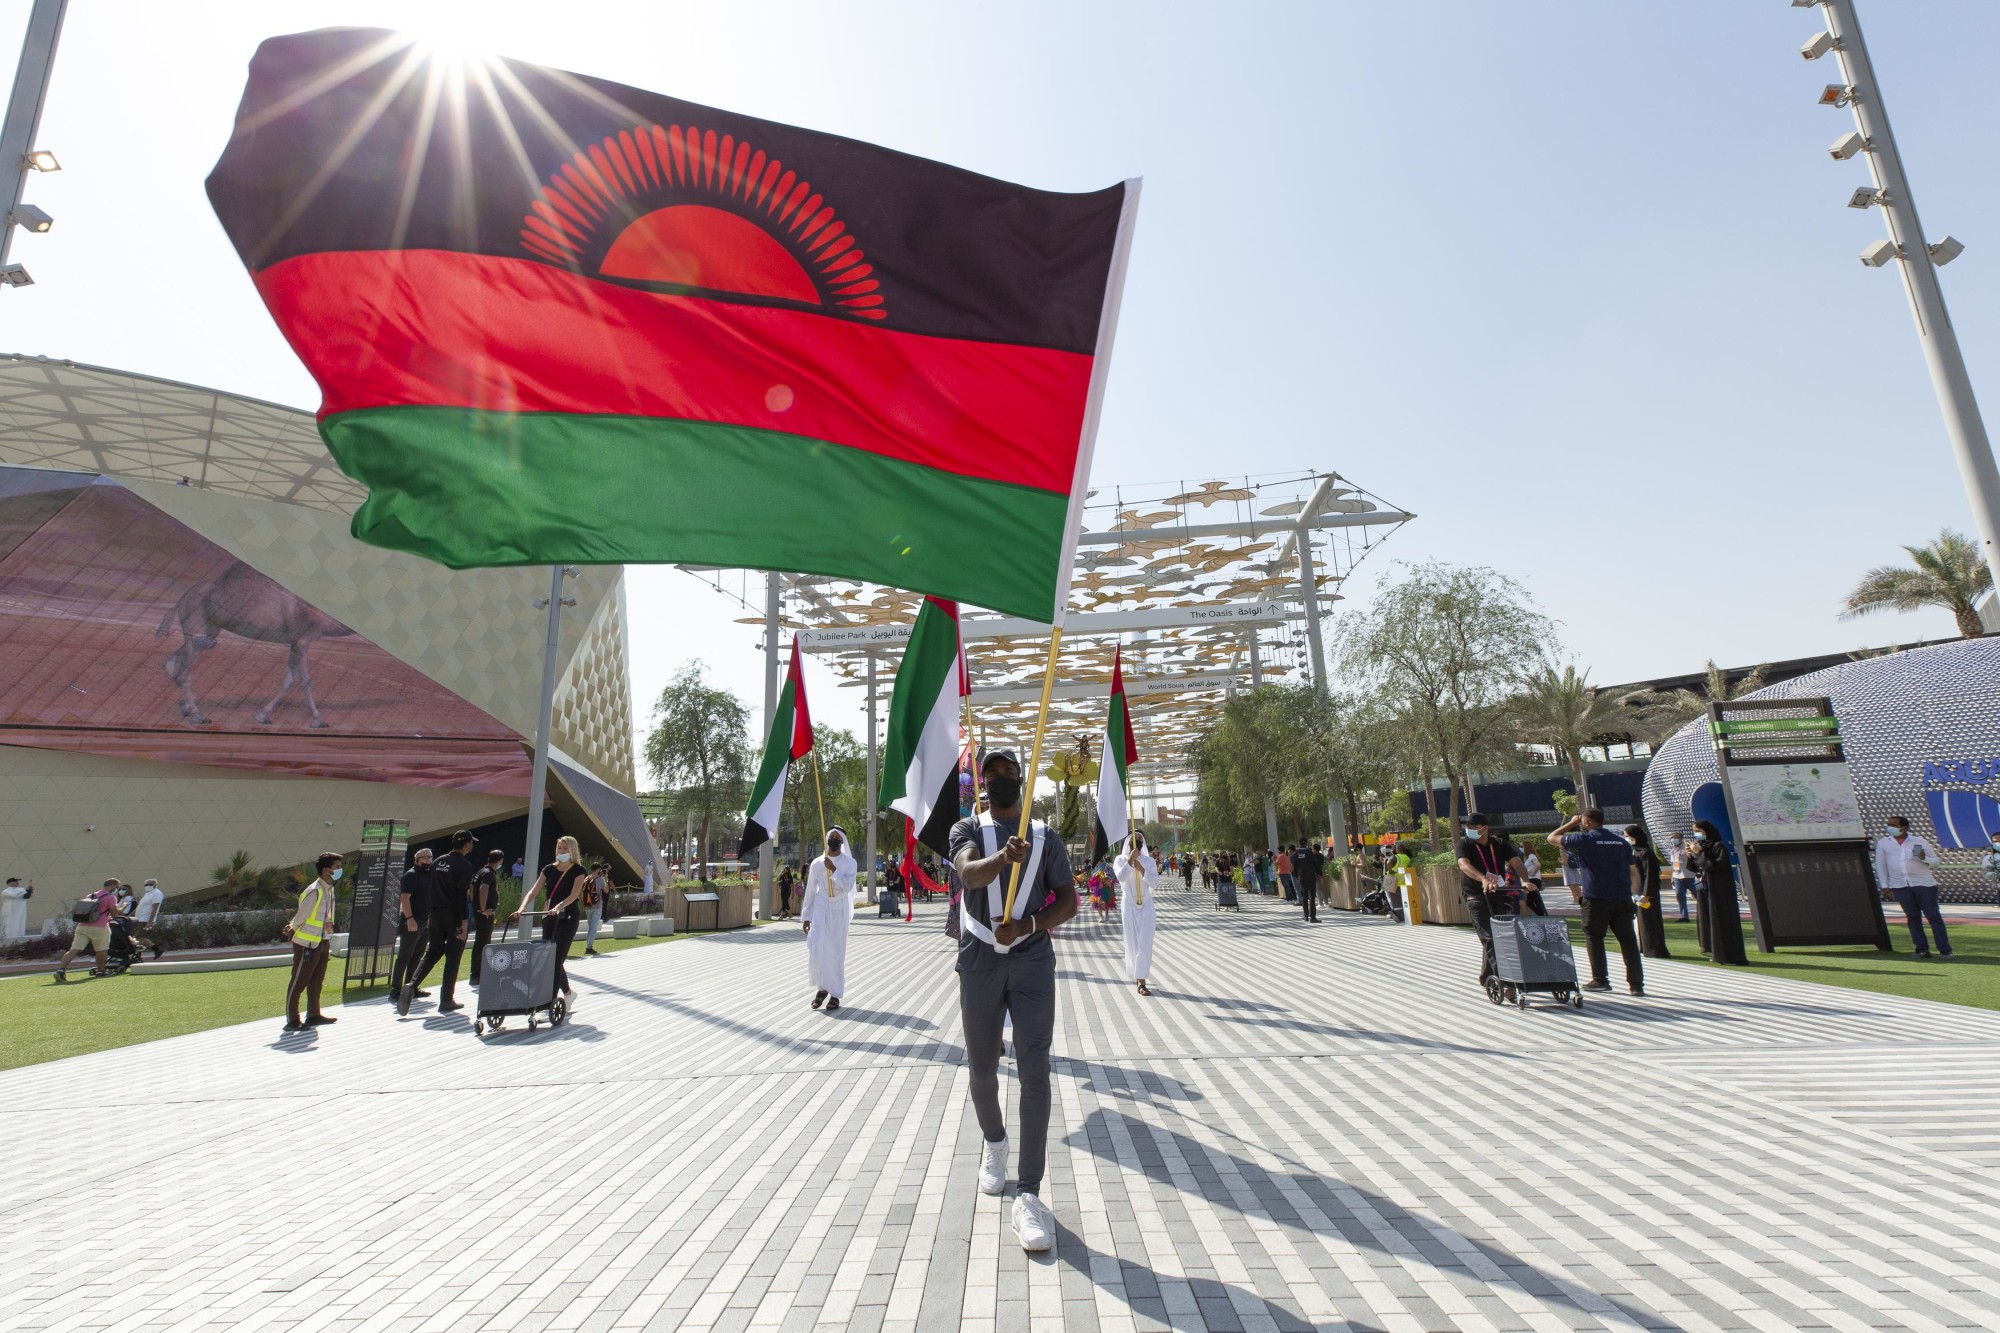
[1921,757,2000,849]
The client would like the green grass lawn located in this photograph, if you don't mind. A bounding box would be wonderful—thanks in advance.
[0,930,686,1072]
[1616,918,2000,1011]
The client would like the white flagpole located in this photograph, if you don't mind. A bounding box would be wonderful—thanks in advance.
[1002,178,1142,922]
[520,564,573,941]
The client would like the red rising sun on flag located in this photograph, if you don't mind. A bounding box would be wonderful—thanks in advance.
[520,127,885,318]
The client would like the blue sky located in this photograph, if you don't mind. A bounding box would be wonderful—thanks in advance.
[4,0,1997,751]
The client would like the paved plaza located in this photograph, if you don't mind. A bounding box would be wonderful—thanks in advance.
[5,888,2000,1333]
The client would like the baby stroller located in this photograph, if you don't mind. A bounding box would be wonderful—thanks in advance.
[101,918,145,976]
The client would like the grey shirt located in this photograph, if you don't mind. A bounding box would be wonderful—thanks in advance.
[948,816,1071,972]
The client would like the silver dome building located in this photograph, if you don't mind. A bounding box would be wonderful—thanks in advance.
[1641,638,2000,901]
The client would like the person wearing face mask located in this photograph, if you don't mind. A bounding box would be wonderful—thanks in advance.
[1454,814,1532,990]
[1114,830,1159,996]
[390,846,441,1008]
[508,835,589,1003]
[1689,820,1746,966]
[950,749,1079,1252]
[281,853,341,1032]
[1874,816,1950,959]
[1981,832,2000,904]
[801,827,857,1010]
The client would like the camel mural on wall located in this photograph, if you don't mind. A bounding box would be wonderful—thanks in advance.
[158,561,356,728]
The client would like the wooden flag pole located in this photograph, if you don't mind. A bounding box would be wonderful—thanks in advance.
[811,745,830,853]
[1001,627,1064,922]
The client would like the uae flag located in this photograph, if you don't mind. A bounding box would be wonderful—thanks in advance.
[740,637,814,857]
[878,597,966,856]
[205,29,1139,622]
[1088,647,1139,865]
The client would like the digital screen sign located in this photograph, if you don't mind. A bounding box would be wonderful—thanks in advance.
[1741,840,1889,950]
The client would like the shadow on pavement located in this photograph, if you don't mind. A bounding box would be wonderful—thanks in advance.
[1069,1107,1679,1333]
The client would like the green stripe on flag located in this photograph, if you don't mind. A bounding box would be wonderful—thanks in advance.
[322,407,1069,621]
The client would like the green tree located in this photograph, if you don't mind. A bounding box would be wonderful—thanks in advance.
[1513,660,1625,808]
[1620,658,1770,741]
[210,850,255,896]
[642,661,751,881]
[1365,789,1413,838]
[1340,562,1543,843]
[1841,528,1992,640]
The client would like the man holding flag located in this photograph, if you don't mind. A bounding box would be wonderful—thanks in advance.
[1091,648,1155,996]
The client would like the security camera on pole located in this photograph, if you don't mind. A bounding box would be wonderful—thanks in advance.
[1793,0,2000,601]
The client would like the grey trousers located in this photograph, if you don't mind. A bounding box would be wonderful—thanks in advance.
[959,950,1056,1194]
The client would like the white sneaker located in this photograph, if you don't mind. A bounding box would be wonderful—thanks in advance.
[1011,1192,1053,1251]
[978,1136,1007,1195]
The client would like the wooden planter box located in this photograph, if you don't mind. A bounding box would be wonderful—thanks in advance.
[1418,866,1472,925]
[1328,865,1360,911]
[667,882,754,930]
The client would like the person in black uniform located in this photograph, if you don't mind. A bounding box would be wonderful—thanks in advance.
[468,849,503,986]
[1691,820,1747,966]
[390,847,441,1004]
[1293,843,1321,921]
[400,830,479,1014]
[1627,825,1672,960]
[1454,815,1530,989]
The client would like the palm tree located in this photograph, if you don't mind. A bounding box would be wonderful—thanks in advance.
[1842,528,1992,639]
[1619,659,1769,742]
[1513,662,1623,808]
[210,850,256,900]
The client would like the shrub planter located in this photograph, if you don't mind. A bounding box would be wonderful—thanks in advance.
[1419,867,1473,925]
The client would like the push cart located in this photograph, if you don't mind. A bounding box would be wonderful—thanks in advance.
[1486,911,1581,1010]
[475,936,568,1035]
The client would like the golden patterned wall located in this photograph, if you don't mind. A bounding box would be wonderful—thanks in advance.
[553,577,637,790]
[0,746,516,931]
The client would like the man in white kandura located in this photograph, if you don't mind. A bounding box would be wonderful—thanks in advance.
[1115,831,1158,997]
[801,826,857,1011]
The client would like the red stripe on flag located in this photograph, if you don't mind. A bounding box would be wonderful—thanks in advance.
[788,636,814,759]
[256,250,1091,495]
[1111,646,1139,765]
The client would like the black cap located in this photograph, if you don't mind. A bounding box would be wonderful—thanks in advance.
[981,749,1020,775]
[1464,814,1490,828]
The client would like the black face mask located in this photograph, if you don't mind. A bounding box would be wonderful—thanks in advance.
[828,839,844,854]
[985,775,1023,808]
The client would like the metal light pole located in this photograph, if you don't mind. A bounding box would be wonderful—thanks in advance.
[1805,0,2000,597]
[864,650,879,898]
[519,565,573,941]
[1247,635,1281,855]
[1292,485,1346,850]
[758,572,780,918]
[0,0,66,283]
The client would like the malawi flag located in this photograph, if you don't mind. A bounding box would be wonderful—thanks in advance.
[879,597,966,856]
[1088,647,1139,865]
[205,29,1139,622]
[740,637,814,857]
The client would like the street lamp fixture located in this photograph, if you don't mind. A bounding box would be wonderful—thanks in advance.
[0,263,30,287]
[8,203,50,232]
[1800,31,1837,60]
[1818,83,1853,107]
[1859,239,1899,268]
[1929,235,1965,267]
[23,149,57,172]
[1829,131,1867,160]
[1846,185,1882,209]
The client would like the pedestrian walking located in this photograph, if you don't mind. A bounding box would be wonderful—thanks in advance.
[468,850,502,986]
[1552,808,1645,996]
[400,832,479,1015]
[1114,831,1157,996]
[801,827,856,1010]
[1627,826,1672,960]
[390,847,440,1003]
[776,863,797,919]
[282,853,340,1032]
[1454,816,1529,989]
[949,749,1077,1252]
[1875,816,1951,959]
[52,879,120,982]
[1690,820,1746,965]
[130,878,165,959]
[509,835,588,1004]
[583,861,609,955]
[1179,855,1193,891]
[1,877,29,940]
[1664,831,1696,922]
[1275,847,1295,901]
[1293,842,1322,921]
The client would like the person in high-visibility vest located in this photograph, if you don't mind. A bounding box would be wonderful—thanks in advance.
[1392,850,1415,920]
[282,852,341,1033]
